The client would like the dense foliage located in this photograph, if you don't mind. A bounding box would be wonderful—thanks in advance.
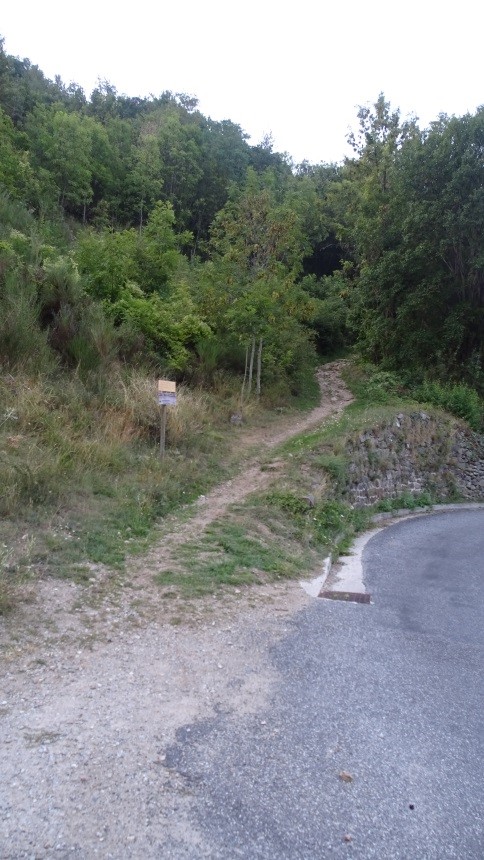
[340,95,484,387]
[0,39,483,401]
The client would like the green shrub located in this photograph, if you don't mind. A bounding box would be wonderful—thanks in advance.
[0,272,56,373]
[416,380,483,431]
[315,453,347,490]
[0,191,35,235]
[265,490,312,516]
[365,370,402,403]
[342,362,405,404]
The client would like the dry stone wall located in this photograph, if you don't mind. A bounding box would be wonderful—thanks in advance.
[342,412,484,507]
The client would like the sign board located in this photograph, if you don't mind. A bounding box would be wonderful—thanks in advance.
[158,391,176,406]
[158,379,177,407]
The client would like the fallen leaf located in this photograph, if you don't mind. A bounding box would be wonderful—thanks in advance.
[339,771,353,783]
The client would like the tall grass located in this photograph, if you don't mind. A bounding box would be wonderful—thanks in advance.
[0,273,56,374]
[0,367,228,518]
[0,359,241,609]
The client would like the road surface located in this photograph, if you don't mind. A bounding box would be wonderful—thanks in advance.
[163,509,484,858]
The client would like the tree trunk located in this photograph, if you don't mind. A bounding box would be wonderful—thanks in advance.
[247,336,255,395]
[191,221,201,261]
[241,344,249,403]
[139,198,144,235]
[256,337,263,398]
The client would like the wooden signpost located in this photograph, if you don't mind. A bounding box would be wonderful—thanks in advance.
[157,380,177,458]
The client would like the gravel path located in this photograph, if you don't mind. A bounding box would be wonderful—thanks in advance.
[0,363,351,859]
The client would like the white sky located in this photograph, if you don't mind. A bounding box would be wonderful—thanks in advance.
[2,0,483,164]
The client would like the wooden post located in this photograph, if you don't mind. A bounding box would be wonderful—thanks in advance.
[157,380,177,460]
[159,404,167,459]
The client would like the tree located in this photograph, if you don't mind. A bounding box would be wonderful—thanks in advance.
[130,131,163,232]
[203,169,317,395]
[75,228,139,302]
[136,201,190,293]
[347,93,417,188]
[188,118,251,256]
[342,100,484,384]
[26,107,93,214]
[0,107,36,200]
[108,279,209,371]
[211,168,304,278]
[0,37,65,126]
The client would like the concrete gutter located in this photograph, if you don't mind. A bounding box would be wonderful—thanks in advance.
[300,502,484,602]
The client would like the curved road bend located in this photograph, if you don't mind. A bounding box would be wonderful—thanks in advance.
[163,509,484,859]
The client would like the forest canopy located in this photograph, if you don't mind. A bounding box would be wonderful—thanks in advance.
[1,38,483,398]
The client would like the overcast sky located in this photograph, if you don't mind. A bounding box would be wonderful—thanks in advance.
[2,0,483,164]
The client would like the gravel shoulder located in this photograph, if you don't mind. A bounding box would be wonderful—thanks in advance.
[1,584,310,858]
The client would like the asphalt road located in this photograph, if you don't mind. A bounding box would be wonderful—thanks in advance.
[163,509,484,858]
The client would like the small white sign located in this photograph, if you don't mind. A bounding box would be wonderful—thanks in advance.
[157,379,177,407]
[158,391,177,406]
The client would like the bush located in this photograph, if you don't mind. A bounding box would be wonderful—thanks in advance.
[342,362,405,404]
[416,380,483,431]
[0,271,56,373]
[365,370,402,403]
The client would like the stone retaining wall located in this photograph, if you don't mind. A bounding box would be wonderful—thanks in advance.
[342,412,484,506]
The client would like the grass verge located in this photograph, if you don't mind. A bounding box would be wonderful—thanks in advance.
[0,363,323,613]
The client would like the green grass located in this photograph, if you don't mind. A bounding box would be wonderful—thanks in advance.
[153,491,373,599]
[0,361,330,612]
[344,360,484,431]
[150,363,466,599]
[2,358,476,612]
[155,517,313,597]
[0,442,231,587]
[153,484,439,601]
[0,370,233,608]
[260,494,373,556]
[288,360,322,411]
[373,491,435,513]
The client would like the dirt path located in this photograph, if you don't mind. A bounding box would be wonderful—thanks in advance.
[132,360,352,579]
[0,362,352,859]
